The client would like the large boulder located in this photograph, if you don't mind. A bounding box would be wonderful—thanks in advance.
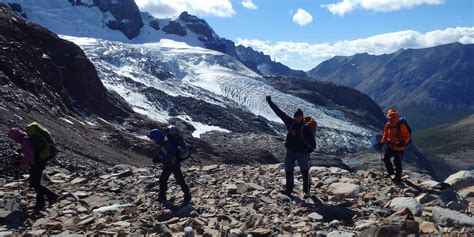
[360,221,419,237]
[389,197,423,216]
[444,171,474,190]
[328,182,360,199]
[431,207,474,227]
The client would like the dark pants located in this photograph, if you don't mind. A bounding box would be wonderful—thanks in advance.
[158,165,190,201]
[29,160,57,208]
[383,148,403,180]
[284,150,310,195]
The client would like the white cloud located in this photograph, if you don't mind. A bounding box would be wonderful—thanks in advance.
[236,27,474,71]
[134,0,235,18]
[242,0,258,10]
[322,0,444,16]
[292,8,313,26]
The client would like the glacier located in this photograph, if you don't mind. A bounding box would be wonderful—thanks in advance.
[63,36,371,136]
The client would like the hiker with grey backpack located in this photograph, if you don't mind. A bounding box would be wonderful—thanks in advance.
[148,127,192,206]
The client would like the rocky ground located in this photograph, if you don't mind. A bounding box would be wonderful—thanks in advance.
[1,163,473,236]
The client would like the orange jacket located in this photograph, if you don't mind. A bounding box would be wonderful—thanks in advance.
[381,110,411,151]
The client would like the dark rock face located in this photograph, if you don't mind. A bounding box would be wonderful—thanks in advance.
[70,0,144,39]
[179,12,213,39]
[178,12,227,53]
[162,21,187,36]
[308,43,474,130]
[175,12,306,78]
[222,38,238,58]
[6,3,27,18]
[149,19,160,30]
[263,76,386,129]
[95,0,144,39]
[236,45,307,77]
[0,3,130,118]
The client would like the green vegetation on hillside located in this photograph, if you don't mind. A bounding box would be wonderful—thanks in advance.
[413,114,474,155]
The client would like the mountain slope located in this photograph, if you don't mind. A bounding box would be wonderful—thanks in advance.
[413,114,474,170]
[3,0,305,77]
[0,3,275,177]
[308,43,474,130]
[0,2,153,173]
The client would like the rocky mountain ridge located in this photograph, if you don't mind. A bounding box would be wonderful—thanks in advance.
[308,43,474,130]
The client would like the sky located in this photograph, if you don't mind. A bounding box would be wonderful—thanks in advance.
[135,0,473,70]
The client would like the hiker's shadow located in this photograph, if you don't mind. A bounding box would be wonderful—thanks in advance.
[296,196,357,224]
[167,203,197,218]
[314,203,356,223]
[0,199,28,230]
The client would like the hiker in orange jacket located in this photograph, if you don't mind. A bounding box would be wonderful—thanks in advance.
[377,109,411,184]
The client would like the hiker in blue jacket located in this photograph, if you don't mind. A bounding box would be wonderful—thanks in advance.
[148,127,191,205]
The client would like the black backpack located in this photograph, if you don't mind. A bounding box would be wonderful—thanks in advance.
[166,127,191,162]
[396,117,412,144]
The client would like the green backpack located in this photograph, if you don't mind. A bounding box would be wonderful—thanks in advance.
[26,122,57,160]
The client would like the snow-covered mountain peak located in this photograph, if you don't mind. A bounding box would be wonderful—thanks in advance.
[3,0,307,77]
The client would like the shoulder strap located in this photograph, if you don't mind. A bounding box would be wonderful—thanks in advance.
[299,124,309,145]
[395,120,405,143]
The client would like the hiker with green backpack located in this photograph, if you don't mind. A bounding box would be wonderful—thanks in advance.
[376,108,412,184]
[266,95,317,199]
[7,122,59,211]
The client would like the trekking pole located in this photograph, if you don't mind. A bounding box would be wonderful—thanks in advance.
[16,171,20,196]
[307,152,311,199]
[14,153,22,200]
[380,153,384,172]
[154,163,160,190]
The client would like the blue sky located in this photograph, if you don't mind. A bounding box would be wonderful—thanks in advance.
[136,0,474,70]
[206,0,473,43]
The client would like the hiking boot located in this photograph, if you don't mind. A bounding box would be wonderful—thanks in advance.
[310,196,323,206]
[280,190,294,199]
[48,194,59,206]
[157,197,172,208]
[392,176,402,185]
[183,193,192,205]
[33,203,46,212]
[384,173,394,178]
